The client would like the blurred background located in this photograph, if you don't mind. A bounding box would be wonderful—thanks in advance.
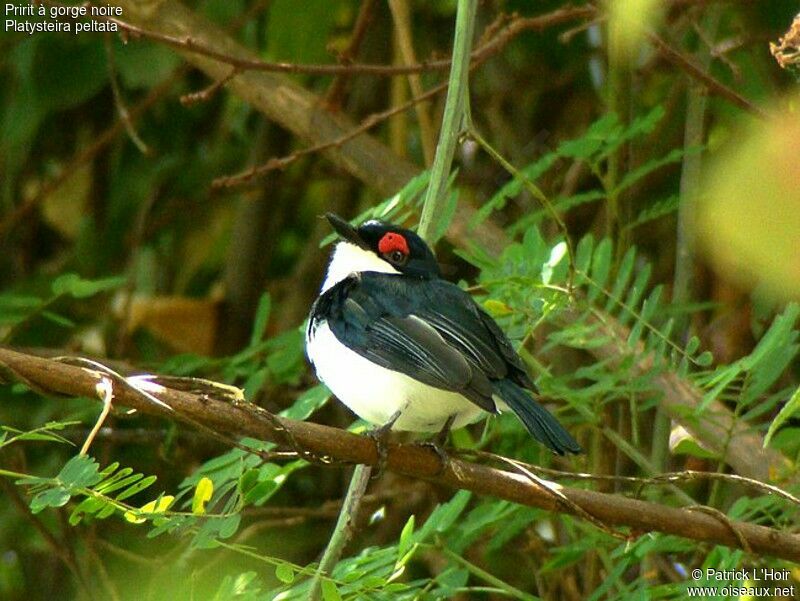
[1,0,799,599]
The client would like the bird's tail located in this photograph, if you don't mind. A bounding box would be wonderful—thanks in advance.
[493,379,582,455]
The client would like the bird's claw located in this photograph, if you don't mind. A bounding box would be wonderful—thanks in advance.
[366,410,401,480]
[413,440,450,476]
[366,428,391,480]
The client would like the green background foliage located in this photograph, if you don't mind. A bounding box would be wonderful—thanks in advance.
[1,0,800,599]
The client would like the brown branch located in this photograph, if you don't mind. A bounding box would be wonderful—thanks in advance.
[180,67,240,106]
[104,33,150,154]
[324,0,377,109]
[647,31,767,118]
[212,80,449,188]
[1,346,799,562]
[98,5,596,78]
[389,0,436,166]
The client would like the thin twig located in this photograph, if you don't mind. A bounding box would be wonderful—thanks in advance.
[324,0,377,109]
[311,3,479,592]
[212,80,449,188]
[104,33,150,154]
[467,127,577,293]
[180,67,241,106]
[83,4,596,78]
[80,376,115,455]
[687,505,753,554]
[647,31,766,118]
[308,464,373,601]
[500,456,629,541]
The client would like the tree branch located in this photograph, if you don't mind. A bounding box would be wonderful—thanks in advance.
[100,4,596,78]
[1,346,799,562]
[647,31,766,118]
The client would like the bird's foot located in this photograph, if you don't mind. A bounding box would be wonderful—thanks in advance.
[413,414,455,476]
[366,410,402,480]
[413,440,450,476]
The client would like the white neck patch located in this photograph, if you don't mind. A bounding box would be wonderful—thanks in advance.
[321,241,399,293]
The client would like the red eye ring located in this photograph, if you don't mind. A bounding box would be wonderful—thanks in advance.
[378,232,409,256]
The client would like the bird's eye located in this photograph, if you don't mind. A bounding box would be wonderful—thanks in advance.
[389,250,407,264]
[378,232,410,265]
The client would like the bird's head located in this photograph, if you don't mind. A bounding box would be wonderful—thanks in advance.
[323,213,440,287]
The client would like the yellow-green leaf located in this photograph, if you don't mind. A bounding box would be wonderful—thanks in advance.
[483,299,512,317]
[124,495,174,524]
[192,477,214,515]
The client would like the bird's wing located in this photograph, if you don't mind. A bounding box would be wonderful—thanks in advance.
[326,276,496,412]
[337,274,579,453]
[408,279,535,388]
[350,274,535,388]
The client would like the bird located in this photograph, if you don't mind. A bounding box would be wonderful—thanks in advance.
[305,213,582,455]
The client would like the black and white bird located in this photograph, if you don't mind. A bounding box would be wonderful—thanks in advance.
[305,213,581,455]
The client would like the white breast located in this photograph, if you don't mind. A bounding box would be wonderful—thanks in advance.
[320,242,399,292]
[306,321,483,432]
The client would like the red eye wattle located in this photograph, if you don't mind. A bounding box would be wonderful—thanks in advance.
[378,232,409,256]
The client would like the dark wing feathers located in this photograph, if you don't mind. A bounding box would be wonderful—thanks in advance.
[494,379,582,455]
[475,307,536,390]
[321,273,580,453]
[327,277,496,412]
[414,308,508,378]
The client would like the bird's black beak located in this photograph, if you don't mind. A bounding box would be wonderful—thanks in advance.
[325,213,367,248]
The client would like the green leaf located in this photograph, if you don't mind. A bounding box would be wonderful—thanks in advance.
[213,571,262,600]
[114,40,181,89]
[599,105,665,160]
[275,562,295,584]
[670,426,719,460]
[558,113,619,160]
[626,195,680,230]
[69,496,109,525]
[695,351,713,367]
[115,475,157,501]
[474,152,558,228]
[614,148,687,195]
[51,273,125,299]
[575,236,595,277]
[416,490,471,542]
[542,242,567,285]
[587,238,613,302]
[30,487,70,514]
[238,469,260,496]
[320,580,343,601]
[249,293,271,347]
[280,385,330,421]
[765,385,800,447]
[605,246,636,312]
[58,455,102,488]
[40,311,76,328]
[217,514,241,539]
[397,515,415,562]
